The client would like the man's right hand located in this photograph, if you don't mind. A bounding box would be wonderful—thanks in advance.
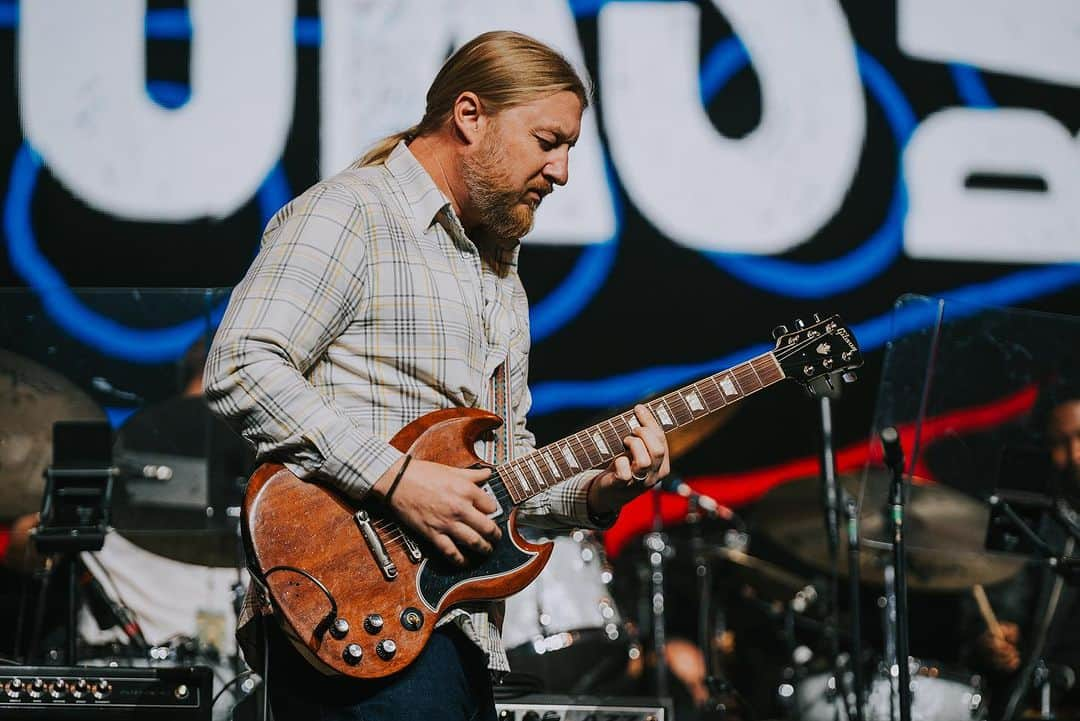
[976,621,1021,673]
[372,457,502,566]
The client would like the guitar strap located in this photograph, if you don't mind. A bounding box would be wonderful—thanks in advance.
[489,357,512,466]
[487,356,511,634]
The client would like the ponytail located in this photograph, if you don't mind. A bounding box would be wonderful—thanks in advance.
[358,125,420,167]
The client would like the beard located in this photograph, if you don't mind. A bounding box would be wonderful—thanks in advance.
[461,132,537,243]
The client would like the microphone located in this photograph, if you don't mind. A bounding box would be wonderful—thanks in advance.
[77,562,149,648]
[659,474,735,521]
[880,426,904,473]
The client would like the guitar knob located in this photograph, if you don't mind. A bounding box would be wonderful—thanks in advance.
[794,318,806,329]
[771,325,789,340]
[343,644,364,665]
[363,614,384,634]
[376,639,398,660]
[330,617,350,639]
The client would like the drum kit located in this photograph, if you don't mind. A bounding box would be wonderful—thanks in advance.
[495,429,1029,721]
[0,348,1040,720]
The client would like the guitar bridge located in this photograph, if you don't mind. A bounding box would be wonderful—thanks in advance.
[354,510,398,580]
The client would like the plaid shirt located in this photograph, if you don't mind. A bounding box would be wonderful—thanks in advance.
[205,142,608,673]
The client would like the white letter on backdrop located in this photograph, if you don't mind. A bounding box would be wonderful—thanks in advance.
[19,0,295,221]
[600,1,864,254]
[898,0,1080,87]
[904,108,1080,263]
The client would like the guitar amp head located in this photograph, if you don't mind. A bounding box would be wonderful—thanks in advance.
[495,694,672,721]
[0,665,212,720]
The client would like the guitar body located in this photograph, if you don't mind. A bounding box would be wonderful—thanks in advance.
[243,407,553,678]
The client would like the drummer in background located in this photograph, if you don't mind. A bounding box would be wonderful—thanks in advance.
[971,381,1080,715]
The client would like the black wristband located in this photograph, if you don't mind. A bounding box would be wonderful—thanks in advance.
[384,454,412,505]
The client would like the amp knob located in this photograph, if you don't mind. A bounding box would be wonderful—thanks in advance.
[5,678,24,700]
[28,678,45,699]
[49,679,68,698]
[72,678,90,699]
[93,679,112,699]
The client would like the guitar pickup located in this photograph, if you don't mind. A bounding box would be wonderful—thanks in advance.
[354,510,398,580]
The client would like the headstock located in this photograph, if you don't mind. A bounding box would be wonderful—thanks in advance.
[772,314,862,386]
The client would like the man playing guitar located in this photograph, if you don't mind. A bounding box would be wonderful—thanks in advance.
[205,31,670,721]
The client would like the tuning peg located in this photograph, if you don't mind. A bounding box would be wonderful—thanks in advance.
[772,324,790,340]
[794,318,806,329]
[842,372,858,384]
[812,313,822,323]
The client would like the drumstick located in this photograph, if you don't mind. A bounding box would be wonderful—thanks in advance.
[972,583,1003,639]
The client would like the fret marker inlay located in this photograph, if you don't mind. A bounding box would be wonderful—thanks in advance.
[562,446,580,470]
[512,465,531,492]
[527,459,542,484]
[542,451,560,479]
[719,376,738,396]
[685,391,704,412]
[628,416,641,430]
[656,403,674,427]
[592,432,609,455]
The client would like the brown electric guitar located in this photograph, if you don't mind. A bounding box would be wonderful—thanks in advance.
[242,315,862,678]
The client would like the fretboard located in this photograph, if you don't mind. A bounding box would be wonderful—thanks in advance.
[497,351,786,504]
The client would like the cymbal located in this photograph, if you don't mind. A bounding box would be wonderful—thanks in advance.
[0,349,105,521]
[710,546,814,602]
[754,471,1025,592]
[111,395,253,567]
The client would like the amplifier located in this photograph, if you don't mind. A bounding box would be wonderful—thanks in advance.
[0,665,212,720]
[495,694,672,721]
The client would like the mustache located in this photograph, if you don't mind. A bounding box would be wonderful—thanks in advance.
[526,183,553,198]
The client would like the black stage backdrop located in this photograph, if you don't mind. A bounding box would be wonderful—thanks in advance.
[0,0,1077,547]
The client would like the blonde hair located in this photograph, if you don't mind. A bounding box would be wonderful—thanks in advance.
[359,31,589,166]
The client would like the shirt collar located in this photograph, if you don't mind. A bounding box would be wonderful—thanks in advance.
[384,140,451,238]
[383,140,521,270]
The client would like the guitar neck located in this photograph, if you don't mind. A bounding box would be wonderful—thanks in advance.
[496,351,786,505]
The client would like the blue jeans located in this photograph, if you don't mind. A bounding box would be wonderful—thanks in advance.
[265,621,497,721]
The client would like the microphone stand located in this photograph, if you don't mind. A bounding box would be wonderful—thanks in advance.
[811,374,862,721]
[844,495,866,721]
[880,427,911,721]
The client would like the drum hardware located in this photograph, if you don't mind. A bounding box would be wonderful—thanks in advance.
[982,480,1080,721]
[881,426,913,721]
[755,472,1025,592]
[644,486,671,699]
[792,657,986,721]
[503,531,632,695]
